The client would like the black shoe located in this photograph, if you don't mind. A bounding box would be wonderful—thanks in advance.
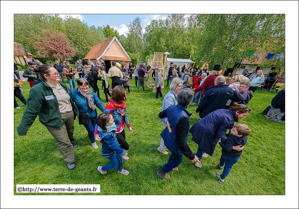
[143,89,146,91]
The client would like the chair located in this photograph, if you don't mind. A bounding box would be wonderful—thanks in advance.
[258,83,264,92]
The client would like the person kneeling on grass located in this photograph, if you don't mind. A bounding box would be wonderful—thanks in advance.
[216,124,251,184]
[157,88,199,180]
[95,112,129,176]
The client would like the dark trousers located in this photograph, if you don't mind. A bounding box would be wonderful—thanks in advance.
[78,73,82,78]
[137,79,145,91]
[219,153,240,179]
[116,130,129,150]
[135,76,138,87]
[162,153,183,173]
[166,75,171,86]
[112,77,121,89]
[83,117,97,143]
[91,85,100,98]
[103,81,111,101]
[14,90,27,107]
[125,86,130,93]
[156,86,162,98]
[249,86,259,93]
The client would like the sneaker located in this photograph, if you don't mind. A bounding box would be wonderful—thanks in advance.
[195,160,202,168]
[216,172,224,184]
[157,147,168,155]
[122,155,129,160]
[157,169,170,179]
[67,163,75,170]
[91,142,98,149]
[202,153,209,158]
[16,106,21,109]
[72,142,78,148]
[118,169,129,175]
[97,166,107,174]
[219,164,224,170]
[172,167,179,171]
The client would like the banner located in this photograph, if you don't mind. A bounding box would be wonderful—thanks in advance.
[249,51,255,57]
[267,53,275,60]
[258,53,264,58]
[276,54,281,59]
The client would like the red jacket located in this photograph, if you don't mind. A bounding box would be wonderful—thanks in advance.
[194,74,218,100]
[192,75,200,89]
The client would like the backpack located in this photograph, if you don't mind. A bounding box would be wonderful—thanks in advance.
[187,75,193,87]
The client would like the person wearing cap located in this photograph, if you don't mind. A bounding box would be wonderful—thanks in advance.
[23,61,41,88]
[154,67,163,98]
[108,61,123,89]
[193,64,223,102]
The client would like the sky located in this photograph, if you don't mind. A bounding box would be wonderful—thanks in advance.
[59,14,168,37]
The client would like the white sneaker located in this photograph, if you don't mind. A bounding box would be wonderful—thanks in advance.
[91,142,98,149]
[195,160,202,168]
[157,147,168,155]
[122,155,129,160]
[16,106,21,109]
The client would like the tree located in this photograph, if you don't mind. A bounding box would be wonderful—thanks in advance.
[27,29,77,60]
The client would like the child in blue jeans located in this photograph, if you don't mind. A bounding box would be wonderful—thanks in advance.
[217,124,251,184]
[95,112,129,175]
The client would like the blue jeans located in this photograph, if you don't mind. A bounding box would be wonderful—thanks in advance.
[162,153,183,173]
[135,76,138,87]
[102,152,123,172]
[194,91,201,105]
[166,75,171,86]
[219,153,240,179]
[83,117,97,143]
[196,147,205,159]
[68,79,75,92]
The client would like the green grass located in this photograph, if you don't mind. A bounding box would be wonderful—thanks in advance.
[14,80,285,195]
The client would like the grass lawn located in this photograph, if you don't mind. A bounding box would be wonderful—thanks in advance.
[14,79,285,195]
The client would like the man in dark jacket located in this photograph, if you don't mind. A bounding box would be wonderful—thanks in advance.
[87,66,102,99]
[137,63,148,92]
[166,62,174,86]
[14,63,21,79]
[196,75,234,118]
[54,60,65,83]
[231,80,253,105]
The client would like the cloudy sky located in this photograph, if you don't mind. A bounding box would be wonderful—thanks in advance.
[59,14,168,37]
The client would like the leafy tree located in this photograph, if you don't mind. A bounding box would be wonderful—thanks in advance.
[27,29,77,60]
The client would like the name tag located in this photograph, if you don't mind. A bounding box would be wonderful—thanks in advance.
[45,95,54,100]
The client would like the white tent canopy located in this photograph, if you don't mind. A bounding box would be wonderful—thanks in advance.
[166,58,195,68]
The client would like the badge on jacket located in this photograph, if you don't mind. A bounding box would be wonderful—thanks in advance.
[45,95,54,100]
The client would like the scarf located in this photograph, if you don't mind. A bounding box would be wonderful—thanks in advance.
[105,99,126,116]
[106,122,117,132]
[78,88,96,110]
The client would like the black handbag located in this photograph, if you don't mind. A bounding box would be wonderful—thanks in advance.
[79,112,91,125]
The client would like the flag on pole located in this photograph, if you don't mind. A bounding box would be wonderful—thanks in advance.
[276,54,281,59]
[267,53,275,60]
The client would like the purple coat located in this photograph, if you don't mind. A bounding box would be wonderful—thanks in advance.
[190,109,238,156]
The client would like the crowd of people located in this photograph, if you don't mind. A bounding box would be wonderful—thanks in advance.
[15,59,284,184]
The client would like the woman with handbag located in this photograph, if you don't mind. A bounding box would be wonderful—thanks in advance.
[17,65,79,170]
[71,78,105,149]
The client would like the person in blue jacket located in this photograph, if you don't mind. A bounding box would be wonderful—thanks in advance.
[157,88,199,180]
[95,112,129,176]
[190,102,252,168]
[71,78,105,149]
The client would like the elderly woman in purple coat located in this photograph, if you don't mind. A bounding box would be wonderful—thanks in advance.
[190,102,252,168]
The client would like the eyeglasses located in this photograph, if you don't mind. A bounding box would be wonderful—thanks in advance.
[239,86,247,88]
[48,73,60,76]
[176,85,183,87]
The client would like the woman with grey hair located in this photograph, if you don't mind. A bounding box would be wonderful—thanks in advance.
[157,88,199,179]
[157,78,183,155]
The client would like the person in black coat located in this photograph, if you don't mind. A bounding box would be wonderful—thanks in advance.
[190,102,252,168]
[87,66,101,99]
[217,124,251,184]
[263,88,285,122]
[196,75,234,118]
[157,88,199,180]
